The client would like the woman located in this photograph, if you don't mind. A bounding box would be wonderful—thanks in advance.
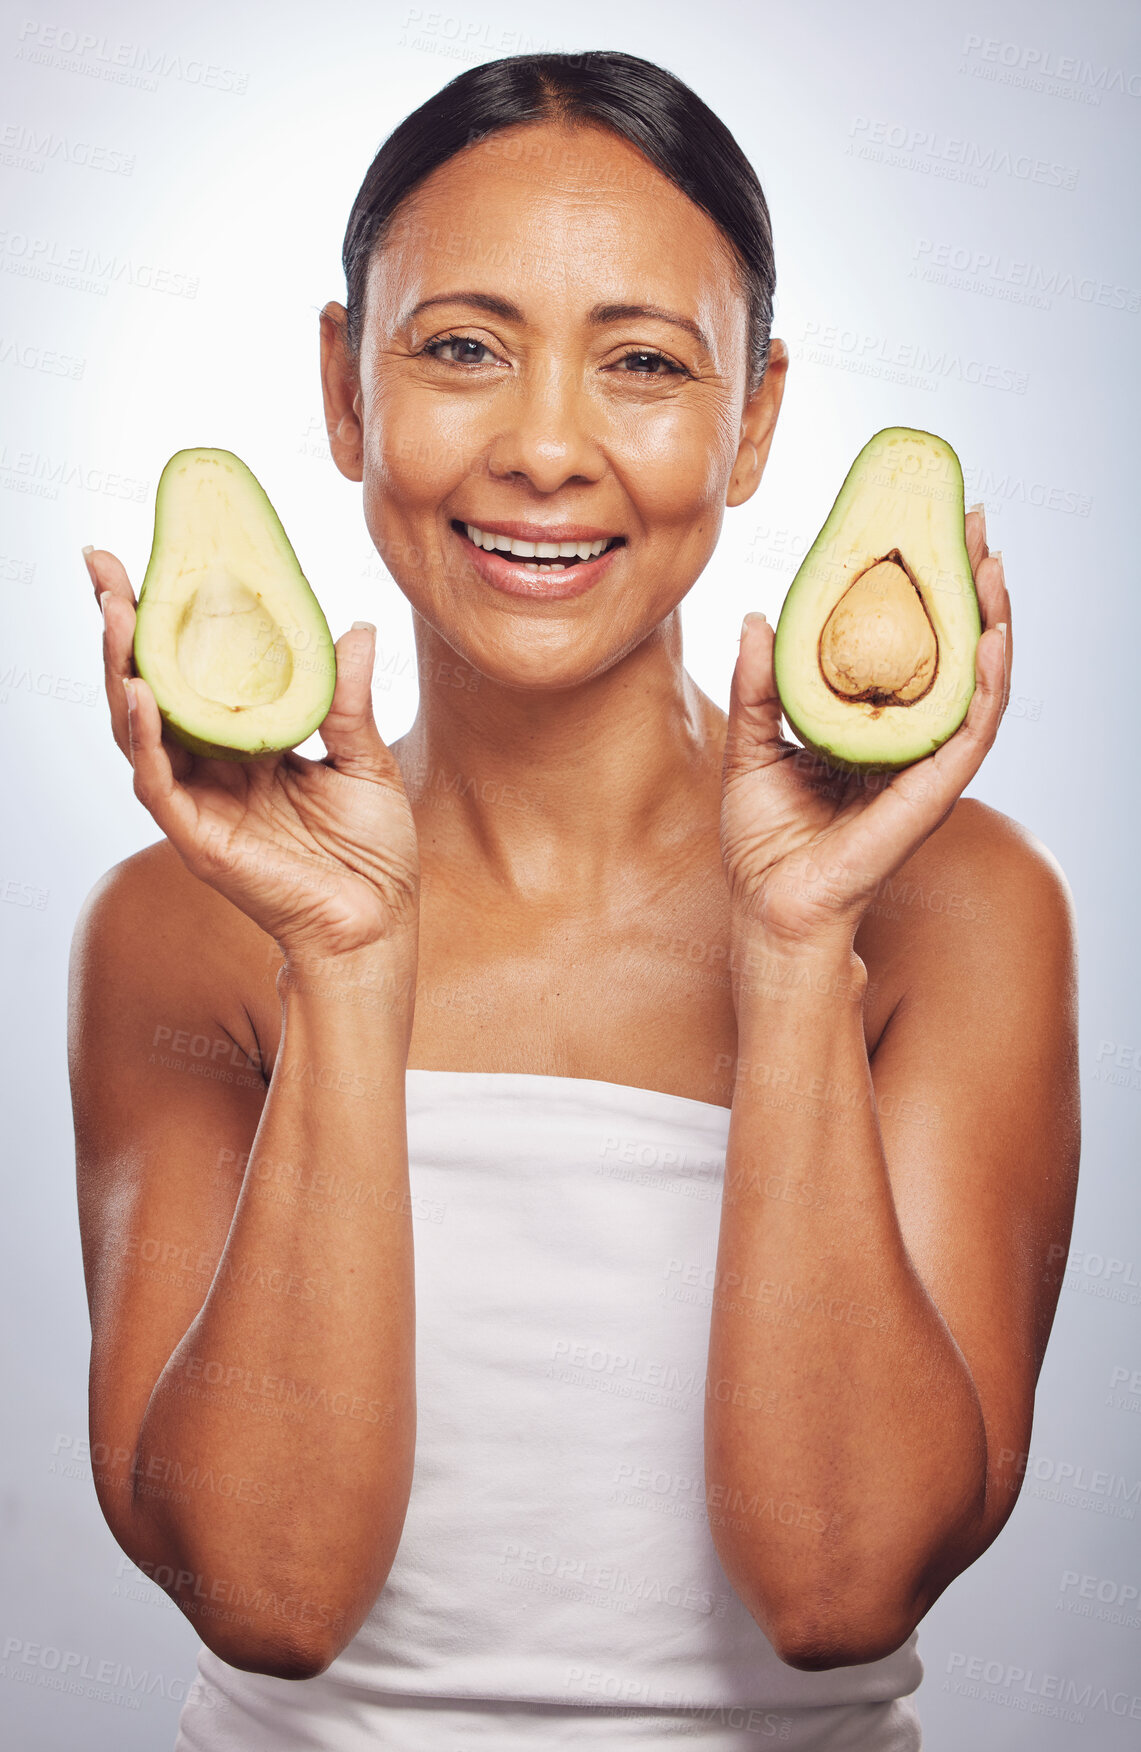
[70,50,1079,1752]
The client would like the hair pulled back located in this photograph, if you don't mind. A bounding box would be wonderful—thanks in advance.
[341,50,775,395]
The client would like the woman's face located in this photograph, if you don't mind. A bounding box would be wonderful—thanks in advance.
[321,119,784,689]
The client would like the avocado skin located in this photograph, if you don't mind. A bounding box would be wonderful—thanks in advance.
[160,722,286,761]
[773,427,981,773]
[133,447,337,761]
[784,724,927,777]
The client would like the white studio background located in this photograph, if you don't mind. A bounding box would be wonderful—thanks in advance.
[2,0,1138,1745]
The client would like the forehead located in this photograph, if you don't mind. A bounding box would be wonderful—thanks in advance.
[366,120,745,344]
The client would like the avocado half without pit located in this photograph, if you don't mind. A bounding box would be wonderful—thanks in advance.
[132,448,337,759]
[773,427,982,771]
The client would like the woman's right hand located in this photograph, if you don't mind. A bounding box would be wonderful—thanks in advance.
[87,548,421,961]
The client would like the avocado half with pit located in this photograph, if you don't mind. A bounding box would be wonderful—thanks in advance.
[773,427,981,771]
[133,448,336,759]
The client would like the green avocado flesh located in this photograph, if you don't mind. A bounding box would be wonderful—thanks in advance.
[773,427,981,771]
[133,448,336,759]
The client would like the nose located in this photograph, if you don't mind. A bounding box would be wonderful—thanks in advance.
[484,357,606,494]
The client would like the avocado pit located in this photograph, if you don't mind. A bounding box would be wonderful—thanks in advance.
[772,427,982,771]
[818,551,938,706]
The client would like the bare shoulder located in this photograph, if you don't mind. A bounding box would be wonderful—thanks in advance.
[915,795,1071,908]
[68,840,282,1547]
[70,836,276,1067]
[75,834,253,962]
[860,797,1075,975]
[69,838,277,1338]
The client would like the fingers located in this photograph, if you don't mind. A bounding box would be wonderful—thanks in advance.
[83,545,135,608]
[830,593,1009,889]
[964,503,1012,700]
[748,508,1009,917]
[723,613,796,781]
[964,618,1009,742]
[931,617,1007,786]
[316,623,399,783]
[965,504,988,575]
[960,496,1012,730]
[122,675,202,848]
[854,616,1006,871]
[84,546,195,776]
[85,547,136,756]
[96,588,138,758]
[974,549,1012,706]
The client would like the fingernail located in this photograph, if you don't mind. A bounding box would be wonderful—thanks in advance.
[122,677,136,713]
[82,544,95,576]
[967,502,984,516]
[98,590,109,622]
[741,611,768,640]
[990,549,1004,569]
[351,620,376,636]
[996,621,1008,646]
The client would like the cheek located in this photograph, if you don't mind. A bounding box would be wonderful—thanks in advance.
[360,376,483,518]
[615,399,738,530]
[356,400,438,589]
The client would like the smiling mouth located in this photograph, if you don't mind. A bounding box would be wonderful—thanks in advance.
[452,521,625,571]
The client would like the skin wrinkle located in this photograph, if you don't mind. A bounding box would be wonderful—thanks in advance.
[317,119,1074,1664]
[321,120,781,901]
[351,121,763,386]
[75,98,1078,1681]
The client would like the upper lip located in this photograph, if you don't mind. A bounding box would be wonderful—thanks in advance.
[452,518,625,543]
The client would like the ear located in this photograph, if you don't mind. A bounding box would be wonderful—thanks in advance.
[319,301,364,483]
[726,338,788,508]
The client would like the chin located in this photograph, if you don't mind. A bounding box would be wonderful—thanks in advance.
[439,615,650,695]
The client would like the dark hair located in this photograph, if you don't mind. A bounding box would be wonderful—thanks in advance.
[341,51,775,396]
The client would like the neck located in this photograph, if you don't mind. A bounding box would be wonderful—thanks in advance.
[391,609,727,902]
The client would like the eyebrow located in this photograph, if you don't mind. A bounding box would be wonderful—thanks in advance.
[404,292,712,353]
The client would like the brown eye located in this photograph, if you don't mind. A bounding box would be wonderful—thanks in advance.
[615,350,686,376]
[424,335,498,366]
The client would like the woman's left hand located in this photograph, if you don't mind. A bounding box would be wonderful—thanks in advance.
[720,507,1011,946]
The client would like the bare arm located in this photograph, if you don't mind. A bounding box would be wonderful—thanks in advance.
[71,874,418,1677]
[705,813,1079,1667]
[708,511,1079,1665]
[72,550,423,1678]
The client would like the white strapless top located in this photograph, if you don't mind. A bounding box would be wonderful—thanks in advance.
[175,1071,923,1750]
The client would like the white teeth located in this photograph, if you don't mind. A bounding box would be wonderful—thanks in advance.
[463,522,615,561]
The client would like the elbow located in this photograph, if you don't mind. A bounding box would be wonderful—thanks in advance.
[762,1600,919,1672]
[187,1583,357,1674]
[201,1626,345,1683]
[727,1539,944,1671]
[249,1645,338,1684]
[163,1553,389,1681]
